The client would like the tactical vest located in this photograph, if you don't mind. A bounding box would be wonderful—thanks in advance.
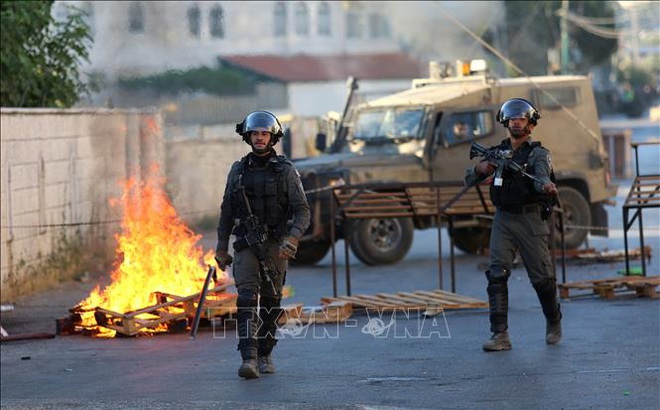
[490,141,545,208]
[232,154,289,237]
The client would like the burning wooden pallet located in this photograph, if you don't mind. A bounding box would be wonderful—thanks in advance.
[558,275,660,300]
[64,282,237,337]
[321,289,488,312]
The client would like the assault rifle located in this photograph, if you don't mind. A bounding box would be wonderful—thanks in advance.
[469,141,559,220]
[233,186,278,294]
[469,141,544,186]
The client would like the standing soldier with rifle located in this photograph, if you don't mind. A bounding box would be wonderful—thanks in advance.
[215,110,310,378]
[464,98,562,352]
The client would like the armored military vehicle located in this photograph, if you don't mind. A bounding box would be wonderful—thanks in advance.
[293,60,617,266]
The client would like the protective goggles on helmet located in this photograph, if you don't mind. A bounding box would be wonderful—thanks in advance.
[241,111,282,135]
[497,98,540,125]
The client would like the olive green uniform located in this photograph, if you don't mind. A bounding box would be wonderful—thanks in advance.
[465,138,561,335]
[217,150,310,361]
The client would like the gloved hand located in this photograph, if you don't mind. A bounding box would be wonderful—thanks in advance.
[214,250,233,271]
[278,236,299,260]
[542,181,558,196]
[475,161,496,176]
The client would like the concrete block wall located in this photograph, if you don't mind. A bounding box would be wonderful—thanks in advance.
[165,125,249,226]
[0,108,164,296]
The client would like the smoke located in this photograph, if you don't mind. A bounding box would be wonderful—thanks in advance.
[384,1,506,62]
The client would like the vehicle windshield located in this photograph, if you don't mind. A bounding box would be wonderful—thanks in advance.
[351,107,424,142]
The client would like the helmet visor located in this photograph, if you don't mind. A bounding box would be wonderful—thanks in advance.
[244,112,281,134]
[500,100,534,121]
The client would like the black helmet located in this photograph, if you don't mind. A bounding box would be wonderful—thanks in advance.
[235,110,283,145]
[496,98,540,126]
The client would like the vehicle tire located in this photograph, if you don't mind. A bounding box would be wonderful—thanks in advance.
[556,186,590,249]
[292,240,331,266]
[349,218,414,266]
[450,226,491,255]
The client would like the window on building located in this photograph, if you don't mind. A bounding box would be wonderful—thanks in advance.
[346,12,363,39]
[294,2,309,36]
[188,4,201,38]
[318,1,331,36]
[368,13,391,38]
[128,2,144,33]
[209,5,224,38]
[274,2,286,37]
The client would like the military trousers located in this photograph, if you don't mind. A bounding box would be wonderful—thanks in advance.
[232,238,287,357]
[489,208,555,285]
[232,238,287,296]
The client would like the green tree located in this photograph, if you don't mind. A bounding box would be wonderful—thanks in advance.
[1,0,92,107]
[117,66,260,97]
[502,1,618,76]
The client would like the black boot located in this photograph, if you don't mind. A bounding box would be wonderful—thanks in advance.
[534,279,562,345]
[238,348,259,379]
[258,355,275,374]
[236,291,259,379]
[482,331,512,351]
[483,268,511,351]
[257,296,282,374]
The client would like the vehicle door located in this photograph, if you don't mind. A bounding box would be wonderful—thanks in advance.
[428,108,499,181]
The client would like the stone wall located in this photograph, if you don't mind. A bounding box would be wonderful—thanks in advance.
[0,108,164,301]
[165,125,248,227]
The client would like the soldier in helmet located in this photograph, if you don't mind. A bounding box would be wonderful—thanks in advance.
[465,98,562,352]
[215,110,310,378]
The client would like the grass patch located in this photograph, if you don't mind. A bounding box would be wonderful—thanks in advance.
[1,229,115,304]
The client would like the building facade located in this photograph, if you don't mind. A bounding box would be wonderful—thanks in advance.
[55,1,403,80]
[53,1,504,119]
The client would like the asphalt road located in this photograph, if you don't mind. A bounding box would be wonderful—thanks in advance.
[1,121,659,410]
[1,251,659,410]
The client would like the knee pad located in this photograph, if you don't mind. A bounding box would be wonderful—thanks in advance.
[485,266,510,285]
[237,289,258,308]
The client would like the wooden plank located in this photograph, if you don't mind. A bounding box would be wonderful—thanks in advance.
[417,292,488,309]
[423,289,487,304]
[299,301,353,324]
[393,292,449,307]
[331,296,383,309]
[559,275,659,288]
[90,285,238,336]
[374,293,428,307]
[278,303,303,326]
[352,294,403,307]
[559,275,660,300]
[322,290,487,311]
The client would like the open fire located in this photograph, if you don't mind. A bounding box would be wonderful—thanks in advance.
[72,167,228,337]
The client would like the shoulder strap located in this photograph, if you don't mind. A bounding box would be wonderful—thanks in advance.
[229,156,249,189]
[528,142,556,182]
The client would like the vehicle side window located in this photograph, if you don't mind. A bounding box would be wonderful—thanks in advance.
[441,111,493,146]
[533,87,580,109]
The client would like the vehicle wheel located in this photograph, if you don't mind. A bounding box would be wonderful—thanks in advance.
[556,186,590,249]
[292,240,331,266]
[450,227,491,255]
[349,218,414,266]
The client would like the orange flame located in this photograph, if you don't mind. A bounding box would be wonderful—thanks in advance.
[77,167,222,337]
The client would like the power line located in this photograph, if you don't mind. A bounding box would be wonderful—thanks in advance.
[435,4,602,145]
[563,11,621,39]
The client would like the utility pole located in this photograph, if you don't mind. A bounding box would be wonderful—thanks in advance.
[560,0,569,74]
[630,6,640,65]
